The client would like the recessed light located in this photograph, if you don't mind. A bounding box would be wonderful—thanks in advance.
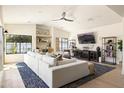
[38,11,42,13]
[88,18,94,22]
[27,21,31,23]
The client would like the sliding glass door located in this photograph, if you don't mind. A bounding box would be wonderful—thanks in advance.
[55,37,69,52]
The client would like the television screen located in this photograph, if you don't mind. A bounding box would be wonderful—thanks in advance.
[78,32,96,44]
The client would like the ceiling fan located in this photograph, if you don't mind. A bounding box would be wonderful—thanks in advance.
[52,12,74,22]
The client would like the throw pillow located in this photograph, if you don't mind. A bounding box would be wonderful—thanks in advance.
[56,54,63,61]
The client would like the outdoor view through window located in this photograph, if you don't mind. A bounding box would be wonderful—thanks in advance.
[6,34,32,54]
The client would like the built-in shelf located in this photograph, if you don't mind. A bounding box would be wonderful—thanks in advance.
[36,35,51,38]
[36,24,52,50]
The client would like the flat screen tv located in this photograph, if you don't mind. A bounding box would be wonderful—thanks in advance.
[78,32,96,44]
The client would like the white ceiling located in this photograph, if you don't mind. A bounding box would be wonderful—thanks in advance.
[107,5,124,17]
[2,5,123,32]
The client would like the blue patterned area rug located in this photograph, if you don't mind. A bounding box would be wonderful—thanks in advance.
[16,63,49,88]
[16,62,115,88]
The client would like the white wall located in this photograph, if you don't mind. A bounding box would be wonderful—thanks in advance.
[0,6,3,71]
[122,18,124,75]
[0,28,3,71]
[70,22,123,64]
[51,27,70,52]
[4,24,36,63]
[0,6,3,26]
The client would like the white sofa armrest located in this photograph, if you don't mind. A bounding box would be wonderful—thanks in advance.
[49,61,89,88]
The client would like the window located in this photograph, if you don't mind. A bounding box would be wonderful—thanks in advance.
[6,34,32,54]
[60,38,68,51]
[56,37,60,51]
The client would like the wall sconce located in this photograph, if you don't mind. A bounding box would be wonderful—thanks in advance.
[4,30,8,34]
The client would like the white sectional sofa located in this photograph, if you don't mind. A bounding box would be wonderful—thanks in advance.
[24,51,90,88]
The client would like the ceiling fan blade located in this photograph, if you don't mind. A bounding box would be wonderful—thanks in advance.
[64,18,74,22]
[52,18,63,21]
[52,11,74,22]
[62,12,66,18]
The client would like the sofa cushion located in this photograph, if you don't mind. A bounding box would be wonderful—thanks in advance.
[27,51,35,58]
[42,55,57,67]
[35,53,42,60]
[63,51,71,59]
[57,58,76,65]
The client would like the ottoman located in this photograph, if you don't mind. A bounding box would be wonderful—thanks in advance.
[88,62,95,75]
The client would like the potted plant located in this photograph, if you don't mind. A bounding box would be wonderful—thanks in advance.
[118,40,123,63]
[118,40,123,51]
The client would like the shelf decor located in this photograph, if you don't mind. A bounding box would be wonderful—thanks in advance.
[36,24,52,51]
